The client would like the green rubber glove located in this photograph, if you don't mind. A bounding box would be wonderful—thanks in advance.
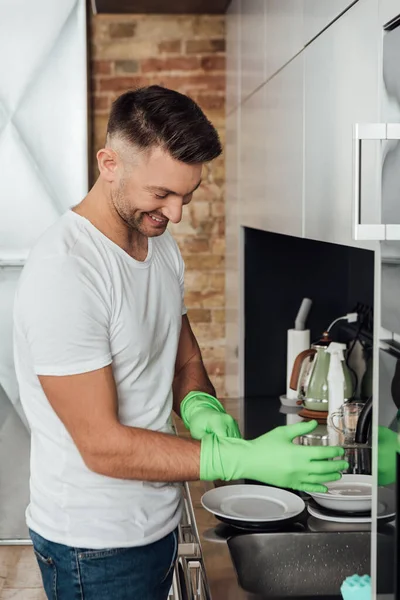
[180,391,241,440]
[200,419,348,493]
[378,426,398,486]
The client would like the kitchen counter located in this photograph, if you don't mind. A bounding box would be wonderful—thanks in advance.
[177,397,377,600]
[176,396,262,599]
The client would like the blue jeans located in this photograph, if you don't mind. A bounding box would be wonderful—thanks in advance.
[29,528,178,600]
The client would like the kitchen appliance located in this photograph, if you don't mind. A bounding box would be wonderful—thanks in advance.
[290,335,354,412]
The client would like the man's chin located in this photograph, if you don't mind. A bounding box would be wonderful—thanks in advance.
[138,223,168,238]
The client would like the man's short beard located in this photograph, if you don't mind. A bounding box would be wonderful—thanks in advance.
[110,180,142,232]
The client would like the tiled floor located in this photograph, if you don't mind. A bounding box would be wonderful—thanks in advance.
[0,547,45,599]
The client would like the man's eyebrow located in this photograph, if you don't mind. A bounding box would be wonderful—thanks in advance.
[145,180,202,196]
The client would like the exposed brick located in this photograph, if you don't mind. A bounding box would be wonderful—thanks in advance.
[93,96,109,111]
[204,360,225,376]
[211,202,225,217]
[201,56,226,71]
[91,14,226,390]
[109,23,137,39]
[185,291,225,308]
[185,254,224,270]
[186,39,225,54]
[183,237,209,253]
[115,60,139,74]
[193,93,225,111]
[211,238,225,255]
[158,40,182,53]
[141,57,200,73]
[192,17,225,38]
[99,76,149,92]
[184,270,210,291]
[212,309,226,323]
[191,323,225,341]
[187,308,212,323]
[93,60,112,75]
[210,272,225,291]
[93,40,159,61]
[144,74,225,92]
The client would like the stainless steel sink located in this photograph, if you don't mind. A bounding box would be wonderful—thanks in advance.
[227,531,394,598]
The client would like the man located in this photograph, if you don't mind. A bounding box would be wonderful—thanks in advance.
[13,86,347,600]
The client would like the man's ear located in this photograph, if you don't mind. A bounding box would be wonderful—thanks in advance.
[97,148,119,182]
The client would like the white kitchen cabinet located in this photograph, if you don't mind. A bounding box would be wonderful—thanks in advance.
[265,0,304,80]
[380,0,400,24]
[239,53,303,238]
[264,53,304,237]
[303,0,359,45]
[240,0,267,101]
[304,0,380,248]
[225,110,241,397]
[226,0,241,115]
[239,86,267,231]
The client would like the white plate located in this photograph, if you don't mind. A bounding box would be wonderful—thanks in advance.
[201,484,305,523]
[308,475,372,513]
[307,503,371,524]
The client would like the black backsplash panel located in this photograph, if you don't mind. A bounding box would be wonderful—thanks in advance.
[244,228,374,398]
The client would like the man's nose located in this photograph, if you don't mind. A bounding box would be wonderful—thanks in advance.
[162,199,183,224]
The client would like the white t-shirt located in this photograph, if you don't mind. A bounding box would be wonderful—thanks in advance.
[13,210,186,549]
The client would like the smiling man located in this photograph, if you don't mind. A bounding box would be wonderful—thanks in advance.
[13,86,347,600]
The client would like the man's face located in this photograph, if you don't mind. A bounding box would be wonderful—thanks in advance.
[108,146,202,238]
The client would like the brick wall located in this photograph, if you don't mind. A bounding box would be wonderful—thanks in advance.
[90,14,226,396]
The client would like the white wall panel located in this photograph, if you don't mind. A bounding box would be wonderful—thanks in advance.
[0,0,88,261]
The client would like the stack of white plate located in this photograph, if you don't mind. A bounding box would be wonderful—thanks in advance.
[307,474,394,524]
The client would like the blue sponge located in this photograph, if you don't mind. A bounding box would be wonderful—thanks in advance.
[341,575,371,600]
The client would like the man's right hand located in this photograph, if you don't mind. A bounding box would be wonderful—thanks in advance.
[200,420,349,493]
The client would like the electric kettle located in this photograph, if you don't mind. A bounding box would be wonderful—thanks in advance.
[290,334,353,411]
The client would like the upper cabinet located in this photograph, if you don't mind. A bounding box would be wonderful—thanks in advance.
[380,0,400,24]
[240,0,267,101]
[239,86,267,231]
[264,53,304,237]
[304,0,380,249]
[265,0,304,80]
[303,0,360,45]
[226,0,241,115]
[240,53,304,238]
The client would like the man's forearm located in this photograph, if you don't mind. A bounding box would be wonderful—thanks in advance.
[85,424,201,481]
[172,358,216,416]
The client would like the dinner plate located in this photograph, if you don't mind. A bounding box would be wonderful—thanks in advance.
[201,484,305,524]
[307,502,371,523]
[308,475,372,513]
[307,488,395,524]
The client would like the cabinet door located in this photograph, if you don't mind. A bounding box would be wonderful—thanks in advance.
[240,0,267,101]
[380,0,400,24]
[226,0,241,115]
[304,0,380,248]
[264,53,304,237]
[239,86,267,231]
[265,0,304,80]
[303,0,359,44]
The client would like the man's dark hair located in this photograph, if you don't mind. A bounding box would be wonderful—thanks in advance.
[107,86,222,164]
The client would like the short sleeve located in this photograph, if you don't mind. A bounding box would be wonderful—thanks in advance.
[178,249,187,316]
[14,256,112,376]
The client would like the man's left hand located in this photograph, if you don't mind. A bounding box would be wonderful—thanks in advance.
[180,391,242,440]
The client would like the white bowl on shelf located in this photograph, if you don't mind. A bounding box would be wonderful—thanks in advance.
[307,474,372,513]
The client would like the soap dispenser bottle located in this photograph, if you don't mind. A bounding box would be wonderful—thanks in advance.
[326,342,346,445]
